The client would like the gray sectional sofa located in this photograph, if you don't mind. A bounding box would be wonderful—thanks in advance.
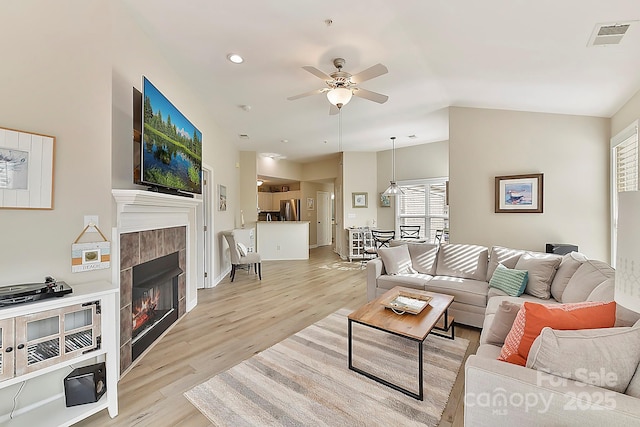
[366,241,640,425]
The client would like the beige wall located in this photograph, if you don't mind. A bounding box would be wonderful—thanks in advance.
[449,107,610,260]
[376,140,449,229]
[239,151,257,225]
[257,156,302,180]
[111,2,239,284]
[611,88,640,136]
[0,2,112,285]
[342,152,378,229]
[301,155,340,181]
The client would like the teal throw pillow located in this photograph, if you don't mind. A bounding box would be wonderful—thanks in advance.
[489,264,528,297]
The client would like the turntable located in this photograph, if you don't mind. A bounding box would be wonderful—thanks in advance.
[0,277,72,307]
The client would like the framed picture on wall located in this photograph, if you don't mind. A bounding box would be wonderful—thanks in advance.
[379,193,390,207]
[307,197,314,210]
[0,126,55,210]
[352,192,368,208]
[495,173,543,213]
[218,184,227,211]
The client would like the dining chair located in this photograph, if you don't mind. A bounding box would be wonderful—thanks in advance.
[223,231,262,282]
[399,225,421,239]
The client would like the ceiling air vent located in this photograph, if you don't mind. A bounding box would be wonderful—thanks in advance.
[588,22,633,46]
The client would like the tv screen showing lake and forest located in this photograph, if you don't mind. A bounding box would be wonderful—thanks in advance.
[142,77,202,194]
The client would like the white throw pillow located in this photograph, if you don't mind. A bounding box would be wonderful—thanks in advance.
[377,244,415,275]
[514,252,561,299]
[237,242,248,257]
[526,326,640,394]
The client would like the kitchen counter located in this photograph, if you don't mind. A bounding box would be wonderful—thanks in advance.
[257,221,309,260]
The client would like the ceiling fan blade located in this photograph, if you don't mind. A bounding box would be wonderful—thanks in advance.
[353,87,389,104]
[302,66,332,81]
[329,104,340,115]
[287,88,326,101]
[351,63,388,84]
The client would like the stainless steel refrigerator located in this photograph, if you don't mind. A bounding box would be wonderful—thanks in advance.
[280,199,301,221]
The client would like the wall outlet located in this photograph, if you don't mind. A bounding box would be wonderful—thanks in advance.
[84,215,99,232]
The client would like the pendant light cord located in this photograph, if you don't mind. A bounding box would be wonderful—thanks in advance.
[391,136,396,182]
[339,108,343,152]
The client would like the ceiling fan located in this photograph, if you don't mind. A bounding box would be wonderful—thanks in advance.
[287,58,389,114]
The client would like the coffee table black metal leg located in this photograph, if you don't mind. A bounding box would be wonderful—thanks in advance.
[348,320,424,400]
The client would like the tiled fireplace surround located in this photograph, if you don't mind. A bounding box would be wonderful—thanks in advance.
[119,226,186,373]
[112,189,201,374]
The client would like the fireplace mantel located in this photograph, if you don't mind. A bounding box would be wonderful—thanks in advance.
[112,189,202,233]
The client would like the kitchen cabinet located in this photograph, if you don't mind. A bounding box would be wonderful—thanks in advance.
[0,281,118,426]
[257,192,273,211]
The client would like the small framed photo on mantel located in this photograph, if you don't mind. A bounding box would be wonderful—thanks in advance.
[495,173,543,213]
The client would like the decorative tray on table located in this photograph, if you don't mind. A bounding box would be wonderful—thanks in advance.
[380,289,432,315]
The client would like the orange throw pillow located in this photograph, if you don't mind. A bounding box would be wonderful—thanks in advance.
[498,301,616,366]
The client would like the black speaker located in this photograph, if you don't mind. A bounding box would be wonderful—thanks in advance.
[545,243,578,255]
[64,362,106,407]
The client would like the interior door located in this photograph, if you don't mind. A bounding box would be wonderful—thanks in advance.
[317,191,332,246]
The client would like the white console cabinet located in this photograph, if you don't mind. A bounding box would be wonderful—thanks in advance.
[0,281,118,426]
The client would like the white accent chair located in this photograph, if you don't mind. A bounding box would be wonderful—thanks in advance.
[223,230,262,282]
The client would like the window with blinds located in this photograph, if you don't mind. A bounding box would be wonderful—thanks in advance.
[615,133,638,192]
[397,178,448,242]
[611,121,639,266]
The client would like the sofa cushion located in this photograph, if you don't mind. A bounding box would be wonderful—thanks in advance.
[391,240,439,275]
[425,277,488,308]
[499,301,617,366]
[486,246,525,281]
[562,259,614,303]
[377,244,415,275]
[484,300,521,346]
[550,252,587,301]
[376,273,431,292]
[488,264,528,297]
[435,243,488,281]
[526,326,640,394]
[627,321,640,397]
[514,252,562,299]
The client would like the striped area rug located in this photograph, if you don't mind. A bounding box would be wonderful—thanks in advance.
[185,308,469,426]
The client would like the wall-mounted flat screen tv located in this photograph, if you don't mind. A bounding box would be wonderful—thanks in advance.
[139,76,202,194]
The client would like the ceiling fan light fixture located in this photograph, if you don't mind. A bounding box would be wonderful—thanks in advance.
[326,87,352,108]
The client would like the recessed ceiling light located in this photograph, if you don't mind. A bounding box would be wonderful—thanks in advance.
[239,134,249,139]
[408,134,417,139]
[281,139,288,143]
[227,53,244,64]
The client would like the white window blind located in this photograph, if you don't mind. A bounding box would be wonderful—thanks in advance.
[397,178,448,242]
[615,132,638,192]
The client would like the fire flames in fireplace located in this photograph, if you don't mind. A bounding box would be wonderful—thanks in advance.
[132,289,160,333]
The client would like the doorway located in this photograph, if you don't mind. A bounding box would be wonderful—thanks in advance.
[198,165,214,288]
[317,191,332,246]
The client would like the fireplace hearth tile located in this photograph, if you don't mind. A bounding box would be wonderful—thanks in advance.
[179,297,186,318]
[120,269,132,309]
[179,249,186,274]
[178,274,186,301]
[120,341,132,375]
[163,227,177,254]
[120,232,140,270]
[120,305,132,347]
[140,230,159,263]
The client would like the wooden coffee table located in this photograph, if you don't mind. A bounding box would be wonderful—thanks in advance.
[347,286,455,400]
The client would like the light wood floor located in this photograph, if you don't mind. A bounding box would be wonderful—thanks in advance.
[78,246,480,426]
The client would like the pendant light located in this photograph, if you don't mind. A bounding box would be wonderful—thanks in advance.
[383,136,405,196]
